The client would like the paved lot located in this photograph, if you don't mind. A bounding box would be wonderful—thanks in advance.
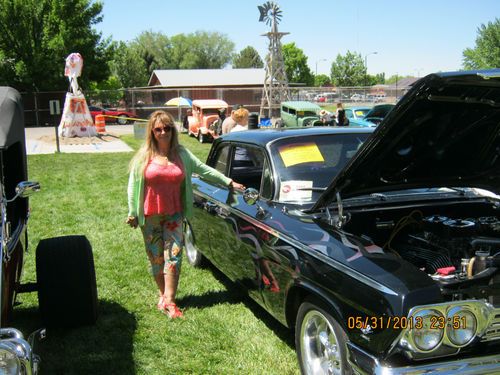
[25,124,135,155]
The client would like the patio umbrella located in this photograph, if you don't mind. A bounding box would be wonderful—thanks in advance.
[165,96,192,107]
[165,96,192,123]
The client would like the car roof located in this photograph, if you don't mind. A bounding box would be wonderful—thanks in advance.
[192,99,228,108]
[281,101,321,111]
[217,126,374,147]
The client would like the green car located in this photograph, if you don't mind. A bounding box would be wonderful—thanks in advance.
[279,101,323,127]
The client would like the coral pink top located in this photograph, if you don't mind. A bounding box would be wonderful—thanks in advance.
[143,158,185,216]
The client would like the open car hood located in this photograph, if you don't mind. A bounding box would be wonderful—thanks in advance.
[312,70,500,211]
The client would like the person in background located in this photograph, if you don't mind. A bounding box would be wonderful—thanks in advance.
[221,104,242,134]
[126,110,245,319]
[182,109,192,132]
[230,107,249,132]
[319,109,333,126]
[335,102,348,126]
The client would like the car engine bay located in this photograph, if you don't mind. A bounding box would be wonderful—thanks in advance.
[344,200,500,305]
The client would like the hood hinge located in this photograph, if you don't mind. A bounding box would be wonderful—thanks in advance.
[325,191,347,229]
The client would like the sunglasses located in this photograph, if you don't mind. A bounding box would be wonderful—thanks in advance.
[153,126,173,134]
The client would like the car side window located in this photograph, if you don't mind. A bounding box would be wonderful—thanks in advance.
[345,109,352,118]
[229,145,265,191]
[213,144,231,175]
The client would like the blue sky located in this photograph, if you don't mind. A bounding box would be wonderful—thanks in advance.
[95,0,499,78]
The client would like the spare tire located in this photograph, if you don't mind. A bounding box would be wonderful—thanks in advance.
[36,235,98,327]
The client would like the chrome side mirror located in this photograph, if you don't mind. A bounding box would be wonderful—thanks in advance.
[12,181,40,201]
[243,188,259,206]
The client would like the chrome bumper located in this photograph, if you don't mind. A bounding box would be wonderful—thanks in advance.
[347,342,500,375]
[0,327,45,375]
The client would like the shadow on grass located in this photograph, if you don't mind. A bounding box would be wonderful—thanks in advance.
[181,264,295,349]
[12,300,137,375]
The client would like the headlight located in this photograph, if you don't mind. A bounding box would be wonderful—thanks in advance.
[0,347,20,375]
[411,309,444,351]
[446,308,477,346]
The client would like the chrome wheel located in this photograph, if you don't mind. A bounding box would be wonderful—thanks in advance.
[117,116,128,125]
[299,308,343,375]
[184,221,203,267]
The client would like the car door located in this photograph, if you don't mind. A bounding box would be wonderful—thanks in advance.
[192,142,271,299]
[190,143,231,267]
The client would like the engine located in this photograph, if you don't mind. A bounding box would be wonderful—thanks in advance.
[391,214,500,302]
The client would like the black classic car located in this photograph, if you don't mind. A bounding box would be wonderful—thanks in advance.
[0,87,98,374]
[184,70,500,374]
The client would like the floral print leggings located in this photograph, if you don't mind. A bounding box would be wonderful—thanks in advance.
[140,213,184,277]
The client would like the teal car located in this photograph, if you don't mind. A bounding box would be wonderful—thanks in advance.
[345,106,372,122]
[279,101,323,127]
[348,104,395,127]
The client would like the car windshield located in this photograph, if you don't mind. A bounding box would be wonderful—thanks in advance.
[365,105,394,119]
[355,109,370,117]
[269,133,370,203]
[297,111,318,118]
[203,108,222,115]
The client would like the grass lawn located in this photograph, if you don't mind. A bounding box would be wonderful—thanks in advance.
[16,132,299,374]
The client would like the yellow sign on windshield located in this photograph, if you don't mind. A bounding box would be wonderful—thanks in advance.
[278,143,324,167]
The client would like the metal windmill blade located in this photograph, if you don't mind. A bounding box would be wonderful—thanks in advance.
[258,1,282,27]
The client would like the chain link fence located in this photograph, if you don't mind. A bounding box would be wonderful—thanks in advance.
[21,85,408,127]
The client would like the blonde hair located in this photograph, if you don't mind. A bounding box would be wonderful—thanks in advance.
[129,110,180,175]
[233,107,249,125]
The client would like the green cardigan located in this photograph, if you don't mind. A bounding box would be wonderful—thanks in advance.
[128,146,232,226]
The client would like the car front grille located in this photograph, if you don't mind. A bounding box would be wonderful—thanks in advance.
[481,307,500,342]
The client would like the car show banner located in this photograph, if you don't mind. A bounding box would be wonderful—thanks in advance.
[58,53,97,137]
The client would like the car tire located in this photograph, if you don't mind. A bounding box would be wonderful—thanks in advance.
[198,132,206,143]
[36,235,98,327]
[295,297,351,375]
[184,220,205,267]
[117,116,128,125]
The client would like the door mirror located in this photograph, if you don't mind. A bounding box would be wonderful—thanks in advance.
[243,188,259,205]
[15,181,40,198]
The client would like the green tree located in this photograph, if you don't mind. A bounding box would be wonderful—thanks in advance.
[132,31,173,76]
[364,72,385,86]
[314,74,331,87]
[282,43,314,86]
[184,31,234,69]
[386,74,413,84]
[110,41,149,88]
[330,51,365,86]
[233,46,263,68]
[463,18,500,70]
[0,0,112,91]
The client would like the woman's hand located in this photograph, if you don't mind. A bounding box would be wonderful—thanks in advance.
[229,180,246,192]
[126,216,138,229]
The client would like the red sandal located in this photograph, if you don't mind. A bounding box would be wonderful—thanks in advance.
[164,302,184,319]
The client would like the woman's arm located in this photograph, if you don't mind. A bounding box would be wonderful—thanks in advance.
[126,169,139,228]
[185,148,245,190]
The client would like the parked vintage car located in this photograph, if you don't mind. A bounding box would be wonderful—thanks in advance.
[348,103,395,127]
[188,99,228,143]
[184,70,500,374]
[344,106,372,122]
[0,87,98,374]
[279,101,323,127]
[88,105,136,125]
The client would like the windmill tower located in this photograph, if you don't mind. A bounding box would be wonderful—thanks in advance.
[258,2,290,120]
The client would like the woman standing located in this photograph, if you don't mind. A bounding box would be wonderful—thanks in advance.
[126,110,244,318]
[230,107,249,132]
[335,102,348,126]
